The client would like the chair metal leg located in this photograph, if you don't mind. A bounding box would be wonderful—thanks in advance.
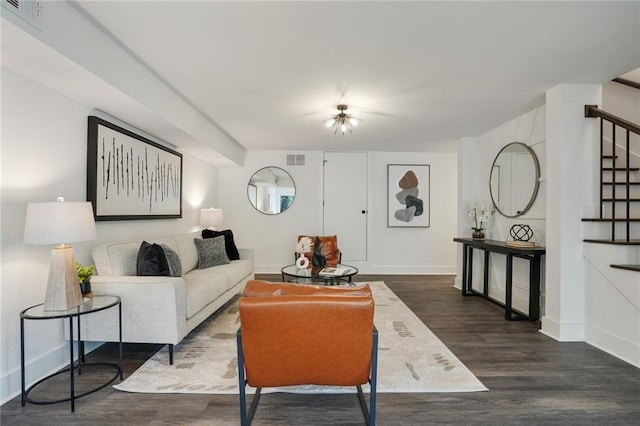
[357,327,378,426]
[238,329,262,426]
[247,387,262,424]
[168,344,174,365]
[237,330,248,426]
[369,328,378,426]
[356,385,370,425]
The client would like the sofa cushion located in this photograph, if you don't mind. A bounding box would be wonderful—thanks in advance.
[203,259,253,286]
[184,269,230,319]
[194,237,230,269]
[173,232,200,274]
[105,241,142,276]
[137,241,170,276]
[202,229,240,260]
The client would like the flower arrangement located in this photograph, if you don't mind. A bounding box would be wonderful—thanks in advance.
[295,236,313,255]
[467,203,496,233]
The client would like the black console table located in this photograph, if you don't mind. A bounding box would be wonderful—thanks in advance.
[454,238,546,321]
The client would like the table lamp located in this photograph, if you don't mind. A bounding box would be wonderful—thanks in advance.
[23,197,97,311]
[200,208,224,230]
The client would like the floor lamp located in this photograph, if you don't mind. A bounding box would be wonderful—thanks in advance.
[23,198,97,311]
[200,208,224,230]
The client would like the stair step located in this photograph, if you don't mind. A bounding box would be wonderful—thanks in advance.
[583,239,640,245]
[603,167,640,172]
[582,218,640,222]
[602,182,640,185]
[610,264,640,272]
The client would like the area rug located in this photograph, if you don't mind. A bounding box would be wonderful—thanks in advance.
[114,281,488,394]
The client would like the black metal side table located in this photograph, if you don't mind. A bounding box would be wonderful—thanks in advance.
[20,295,123,412]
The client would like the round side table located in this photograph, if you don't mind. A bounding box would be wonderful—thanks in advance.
[20,295,123,412]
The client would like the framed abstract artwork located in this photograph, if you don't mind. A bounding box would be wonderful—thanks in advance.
[87,116,182,221]
[387,164,430,227]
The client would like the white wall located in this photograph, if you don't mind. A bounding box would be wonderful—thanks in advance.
[456,105,547,314]
[218,150,458,275]
[0,69,220,403]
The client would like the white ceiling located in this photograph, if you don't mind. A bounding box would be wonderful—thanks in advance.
[7,1,640,158]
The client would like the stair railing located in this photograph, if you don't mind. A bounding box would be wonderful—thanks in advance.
[585,105,640,243]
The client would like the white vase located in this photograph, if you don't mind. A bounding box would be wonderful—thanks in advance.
[295,254,309,269]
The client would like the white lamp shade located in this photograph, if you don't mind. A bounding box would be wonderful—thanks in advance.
[24,201,97,245]
[200,208,224,228]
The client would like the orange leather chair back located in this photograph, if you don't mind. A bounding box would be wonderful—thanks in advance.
[239,282,374,388]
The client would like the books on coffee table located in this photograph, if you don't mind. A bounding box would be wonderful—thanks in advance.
[319,267,350,276]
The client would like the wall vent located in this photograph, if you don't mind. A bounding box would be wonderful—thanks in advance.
[2,0,41,30]
[286,154,305,166]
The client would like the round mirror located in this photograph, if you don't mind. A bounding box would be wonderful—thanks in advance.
[490,142,540,218]
[247,166,295,215]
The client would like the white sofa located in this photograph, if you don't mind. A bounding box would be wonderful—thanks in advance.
[79,231,254,363]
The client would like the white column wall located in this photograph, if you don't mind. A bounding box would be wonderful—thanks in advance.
[542,84,601,341]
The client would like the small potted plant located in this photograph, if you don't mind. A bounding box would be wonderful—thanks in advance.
[468,203,496,239]
[76,262,95,296]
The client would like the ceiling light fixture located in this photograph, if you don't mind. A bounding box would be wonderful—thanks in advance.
[323,104,361,135]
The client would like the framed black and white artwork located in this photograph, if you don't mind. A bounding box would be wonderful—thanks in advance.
[387,164,430,227]
[87,116,182,221]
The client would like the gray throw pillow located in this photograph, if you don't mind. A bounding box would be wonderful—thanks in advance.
[161,244,182,277]
[194,236,230,269]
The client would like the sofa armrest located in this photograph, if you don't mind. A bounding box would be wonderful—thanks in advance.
[238,248,254,264]
[81,276,188,344]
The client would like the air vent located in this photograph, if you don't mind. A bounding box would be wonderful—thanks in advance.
[2,0,41,30]
[286,154,305,166]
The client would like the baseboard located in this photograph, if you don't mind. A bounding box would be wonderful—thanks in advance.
[540,316,585,341]
[586,324,640,368]
[1,343,68,405]
[0,339,103,405]
[453,276,463,290]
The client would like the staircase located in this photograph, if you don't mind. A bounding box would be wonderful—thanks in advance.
[583,102,640,272]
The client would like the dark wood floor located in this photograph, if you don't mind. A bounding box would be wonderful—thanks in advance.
[3,275,640,425]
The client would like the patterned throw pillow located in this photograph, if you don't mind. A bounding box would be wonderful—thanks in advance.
[194,236,230,269]
[161,244,182,277]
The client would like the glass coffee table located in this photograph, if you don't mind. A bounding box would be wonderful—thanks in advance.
[281,264,358,285]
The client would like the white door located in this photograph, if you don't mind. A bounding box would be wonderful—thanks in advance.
[323,152,368,261]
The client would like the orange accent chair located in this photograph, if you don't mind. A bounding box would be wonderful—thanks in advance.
[296,235,342,267]
[237,280,378,425]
